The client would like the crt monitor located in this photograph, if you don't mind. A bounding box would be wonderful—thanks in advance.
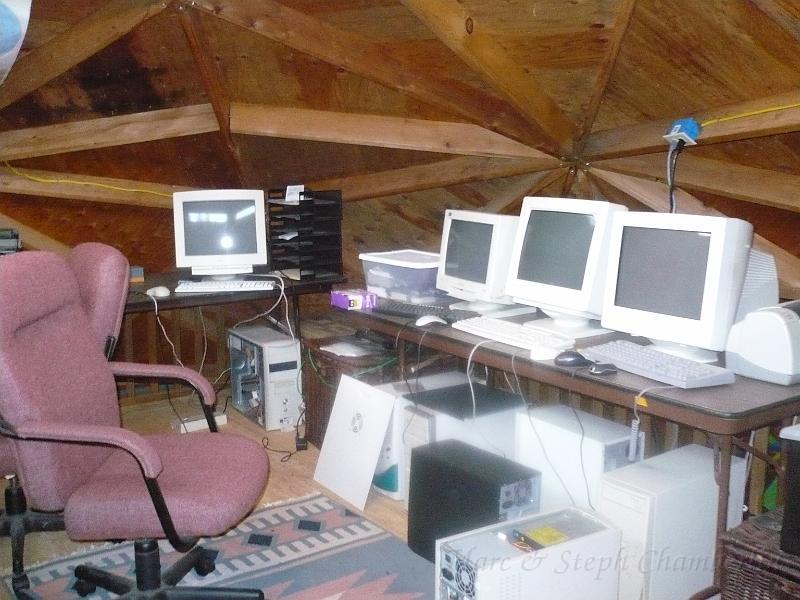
[173,189,268,278]
[601,212,753,362]
[505,197,628,339]
[435,209,519,313]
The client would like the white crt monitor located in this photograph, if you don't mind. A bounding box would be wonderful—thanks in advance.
[173,189,268,278]
[601,212,753,361]
[436,209,518,312]
[505,197,627,338]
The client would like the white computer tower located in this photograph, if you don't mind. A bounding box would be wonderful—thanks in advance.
[227,325,302,431]
[435,506,621,600]
[514,404,641,512]
[597,443,747,600]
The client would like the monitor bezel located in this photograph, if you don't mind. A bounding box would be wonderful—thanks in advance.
[173,189,268,276]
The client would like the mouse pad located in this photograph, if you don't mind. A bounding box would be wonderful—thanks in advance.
[402,383,521,420]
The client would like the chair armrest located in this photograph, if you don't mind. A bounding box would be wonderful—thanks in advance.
[109,361,216,407]
[14,419,163,478]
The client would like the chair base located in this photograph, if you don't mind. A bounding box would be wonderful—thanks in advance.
[73,539,264,599]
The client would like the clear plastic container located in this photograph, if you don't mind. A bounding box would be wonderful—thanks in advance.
[359,249,442,304]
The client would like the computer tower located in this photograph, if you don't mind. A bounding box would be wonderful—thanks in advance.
[408,439,541,562]
[597,443,747,600]
[435,506,620,600]
[227,325,302,431]
[514,404,641,512]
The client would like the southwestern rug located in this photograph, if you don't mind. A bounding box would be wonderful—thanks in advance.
[2,493,434,599]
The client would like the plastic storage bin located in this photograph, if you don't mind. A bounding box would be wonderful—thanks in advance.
[359,249,441,304]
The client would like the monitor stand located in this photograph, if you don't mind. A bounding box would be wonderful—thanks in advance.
[449,299,515,315]
[647,340,720,364]
[523,310,610,341]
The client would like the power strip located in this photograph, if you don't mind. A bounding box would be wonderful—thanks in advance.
[172,413,228,433]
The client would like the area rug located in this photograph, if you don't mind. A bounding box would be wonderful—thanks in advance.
[2,493,434,599]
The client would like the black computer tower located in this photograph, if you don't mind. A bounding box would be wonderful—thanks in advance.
[407,439,541,561]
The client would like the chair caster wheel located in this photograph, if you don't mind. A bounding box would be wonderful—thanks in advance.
[194,554,216,577]
[73,579,97,597]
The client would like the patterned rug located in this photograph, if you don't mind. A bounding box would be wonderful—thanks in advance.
[2,493,434,599]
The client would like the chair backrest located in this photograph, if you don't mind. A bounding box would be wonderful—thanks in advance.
[0,251,121,511]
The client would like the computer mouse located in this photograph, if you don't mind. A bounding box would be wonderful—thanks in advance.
[553,350,593,367]
[146,286,171,298]
[415,315,448,327]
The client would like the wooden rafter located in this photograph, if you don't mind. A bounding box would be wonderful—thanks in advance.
[0,105,218,161]
[230,104,554,161]
[573,0,638,151]
[192,0,553,152]
[0,211,70,254]
[0,0,168,110]
[590,168,800,298]
[399,0,575,153]
[594,154,800,213]
[583,89,800,159]
[750,0,800,43]
[310,156,553,202]
[0,165,189,208]
[482,169,566,213]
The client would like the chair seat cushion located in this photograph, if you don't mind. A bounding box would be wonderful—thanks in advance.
[64,432,269,541]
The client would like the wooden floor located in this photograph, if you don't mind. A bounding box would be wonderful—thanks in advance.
[0,393,410,600]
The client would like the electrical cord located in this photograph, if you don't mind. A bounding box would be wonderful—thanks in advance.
[666,139,686,213]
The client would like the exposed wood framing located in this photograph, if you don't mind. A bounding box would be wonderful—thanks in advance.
[230,104,553,160]
[0,211,70,254]
[0,0,169,110]
[192,0,552,152]
[594,154,800,213]
[0,166,189,208]
[310,156,554,202]
[482,169,567,213]
[590,168,800,298]
[0,105,219,161]
[583,89,800,159]
[399,0,575,153]
[750,0,800,43]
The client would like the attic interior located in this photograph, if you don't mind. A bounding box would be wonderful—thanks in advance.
[2,1,800,599]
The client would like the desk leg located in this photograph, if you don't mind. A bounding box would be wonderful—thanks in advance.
[292,295,302,338]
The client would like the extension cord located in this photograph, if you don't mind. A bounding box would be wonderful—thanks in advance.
[172,413,228,434]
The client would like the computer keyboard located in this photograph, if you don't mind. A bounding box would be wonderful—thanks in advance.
[174,279,275,294]
[581,339,735,389]
[372,298,478,323]
[451,316,575,360]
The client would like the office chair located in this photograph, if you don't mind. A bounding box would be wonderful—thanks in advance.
[1,242,129,595]
[0,250,269,599]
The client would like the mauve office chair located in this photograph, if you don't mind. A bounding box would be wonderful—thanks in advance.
[0,249,268,599]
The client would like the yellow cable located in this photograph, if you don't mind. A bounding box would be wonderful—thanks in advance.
[700,101,800,128]
[2,161,173,198]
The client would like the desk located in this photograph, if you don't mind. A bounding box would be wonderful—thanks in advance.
[339,308,800,598]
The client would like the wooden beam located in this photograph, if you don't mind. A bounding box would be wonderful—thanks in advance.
[178,5,246,185]
[574,0,637,150]
[192,0,552,152]
[0,212,70,255]
[594,154,800,213]
[590,168,800,298]
[0,165,190,208]
[482,169,566,213]
[584,89,800,159]
[0,0,169,110]
[0,104,219,160]
[230,103,554,160]
[750,0,800,43]
[310,156,553,202]
[399,0,575,153]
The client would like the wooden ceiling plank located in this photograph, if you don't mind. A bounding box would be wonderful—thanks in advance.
[192,0,554,152]
[594,154,800,213]
[0,165,190,208]
[750,0,800,43]
[0,104,219,161]
[0,211,71,254]
[482,169,566,213]
[574,0,638,151]
[178,6,247,185]
[590,168,800,298]
[0,0,169,110]
[399,0,575,153]
[310,156,552,202]
[230,103,555,161]
[584,89,800,159]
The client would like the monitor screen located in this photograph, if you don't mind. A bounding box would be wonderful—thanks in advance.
[173,189,268,278]
[444,219,493,284]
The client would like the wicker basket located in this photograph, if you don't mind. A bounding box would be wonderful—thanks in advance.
[720,508,800,599]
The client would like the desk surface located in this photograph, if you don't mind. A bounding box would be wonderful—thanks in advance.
[341,309,800,436]
[126,271,345,313]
